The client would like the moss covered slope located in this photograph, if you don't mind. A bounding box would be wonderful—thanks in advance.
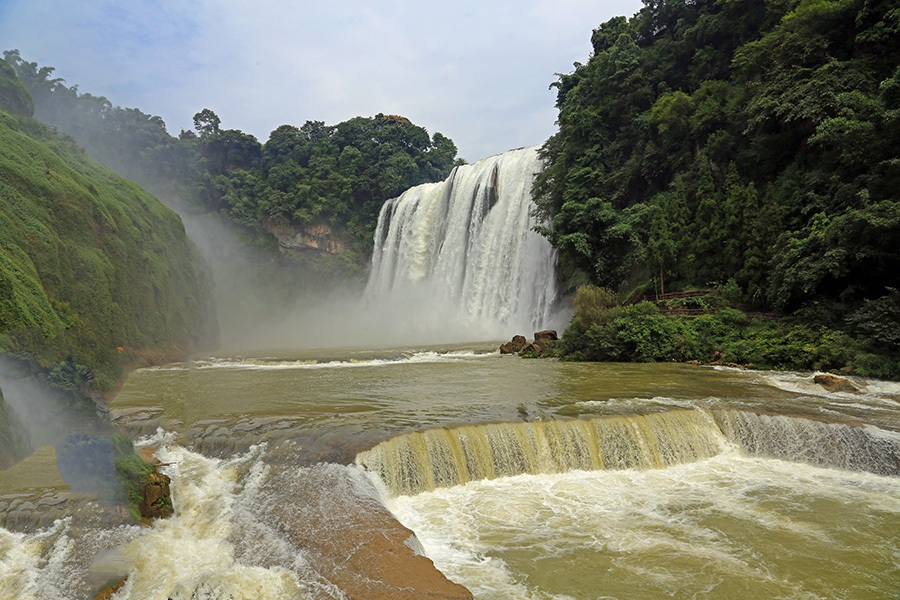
[0,76,217,392]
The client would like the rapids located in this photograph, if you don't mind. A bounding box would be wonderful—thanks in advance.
[1,149,898,599]
[2,348,899,600]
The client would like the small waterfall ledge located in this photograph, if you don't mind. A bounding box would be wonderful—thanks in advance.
[356,409,900,496]
[364,146,561,339]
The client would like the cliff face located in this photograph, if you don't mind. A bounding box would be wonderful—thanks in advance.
[264,221,348,255]
[0,62,218,395]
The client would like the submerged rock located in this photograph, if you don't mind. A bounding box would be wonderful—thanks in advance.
[814,374,859,394]
[93,579,126,600]
[500,335,527,354]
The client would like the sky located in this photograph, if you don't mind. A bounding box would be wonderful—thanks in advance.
[0,0,644,162]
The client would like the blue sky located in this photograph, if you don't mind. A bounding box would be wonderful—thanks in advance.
[0,0,644,161]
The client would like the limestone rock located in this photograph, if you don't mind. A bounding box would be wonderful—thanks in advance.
[521,342,541,354]
[139,471,173,520]
[814,374,859,394]
[500,335,527,354]
[533,330,558,342]
[266,222,347,255]
[532,330,558,354]
[261,467,473,600]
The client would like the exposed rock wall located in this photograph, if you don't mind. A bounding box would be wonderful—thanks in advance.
[265,222,348,255]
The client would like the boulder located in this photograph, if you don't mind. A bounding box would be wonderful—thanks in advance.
[532,330,558,353]
[500,335,527,354]
[93,579,126,600]
[139,470,174,520]
[813,374,859,394]
[520,342,542,355]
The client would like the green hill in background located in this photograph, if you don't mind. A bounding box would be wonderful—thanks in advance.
[0,58,217,465]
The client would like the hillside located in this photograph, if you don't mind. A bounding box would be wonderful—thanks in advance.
[536,0,900,375]
[0,59,217,396]
[3,50,461,263]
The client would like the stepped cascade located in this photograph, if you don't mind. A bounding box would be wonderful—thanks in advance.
[364,146,559,337]
[356,408,900,496]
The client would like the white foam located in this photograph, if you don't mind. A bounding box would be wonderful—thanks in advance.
[386,455,900,600]
[111,444,311,599]
[144,350,500,372]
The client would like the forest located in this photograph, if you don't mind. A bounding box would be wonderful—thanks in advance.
[4,0,899,378]
[3,49,461,261]
[534,0,900,376]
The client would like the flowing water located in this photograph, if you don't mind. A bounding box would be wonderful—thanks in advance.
[2,347,899,600]
[2,147,899,598]
[364,146,563,339]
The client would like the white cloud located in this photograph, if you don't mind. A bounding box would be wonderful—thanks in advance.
[0,0,643,160]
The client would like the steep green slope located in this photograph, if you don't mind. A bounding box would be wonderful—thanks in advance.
[0,67,217,393]
[536,0,900,374]
[0,386,30,468]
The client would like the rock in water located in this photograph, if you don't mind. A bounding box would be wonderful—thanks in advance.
[139,470,173,520]
[814,374,859,394]
[500,335,527,354]
[521,342,541,355]
[532,330,559,353]
[534,330,559,342]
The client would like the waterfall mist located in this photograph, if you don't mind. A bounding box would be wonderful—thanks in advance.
[157,146,564,352]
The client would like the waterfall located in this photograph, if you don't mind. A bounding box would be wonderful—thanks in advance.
[356,409,900,496]
[714,410,900,475]
[356,410,727,496]
[363,146,560,339]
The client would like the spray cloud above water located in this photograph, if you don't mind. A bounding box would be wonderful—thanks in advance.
[178,148,567,351]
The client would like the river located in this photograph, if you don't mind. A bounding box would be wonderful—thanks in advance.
[3,147,899,598]
[2,344,898,599]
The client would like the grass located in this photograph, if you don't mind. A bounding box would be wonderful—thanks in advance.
[0,109,218,391]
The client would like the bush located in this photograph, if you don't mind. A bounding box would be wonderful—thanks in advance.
[571,285,619,332]
[557,299,900,379]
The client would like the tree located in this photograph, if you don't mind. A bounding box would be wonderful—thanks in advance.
[193,108,221,137]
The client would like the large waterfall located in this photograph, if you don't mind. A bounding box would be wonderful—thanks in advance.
[364,146,560,340]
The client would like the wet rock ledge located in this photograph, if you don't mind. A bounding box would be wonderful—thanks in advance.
[501,330,558,357]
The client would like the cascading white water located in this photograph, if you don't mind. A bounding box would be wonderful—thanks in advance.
[364,146,560,340]
[356,408,900,496]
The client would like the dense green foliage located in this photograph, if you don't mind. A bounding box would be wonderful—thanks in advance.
[560,286,896,377]
[0,66,217,391]
[3,50,460,257]
[0,59,32,118]
[536,0,900,371]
